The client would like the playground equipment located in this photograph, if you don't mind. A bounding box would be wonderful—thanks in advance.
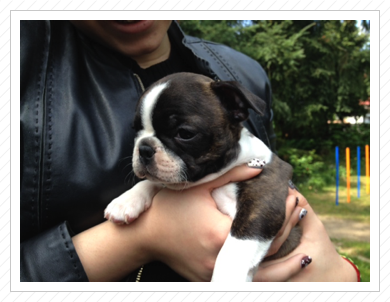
[335,145,370,205]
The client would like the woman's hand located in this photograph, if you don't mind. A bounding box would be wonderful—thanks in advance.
[256,187,358,282]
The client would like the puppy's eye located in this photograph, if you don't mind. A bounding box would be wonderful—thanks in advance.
[177,129,196,140]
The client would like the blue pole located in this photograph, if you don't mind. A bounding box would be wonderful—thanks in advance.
[336,146,339,206]
[357,146,361,198]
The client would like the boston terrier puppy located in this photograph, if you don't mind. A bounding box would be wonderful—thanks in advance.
[104,72,301,282]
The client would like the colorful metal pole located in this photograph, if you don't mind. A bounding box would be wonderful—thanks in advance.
[366,145,370,194]
[357,146,361,198]
[335,146,339,206]
[346,147,351,203]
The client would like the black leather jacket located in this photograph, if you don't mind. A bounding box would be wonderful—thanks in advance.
[20,20,275,281]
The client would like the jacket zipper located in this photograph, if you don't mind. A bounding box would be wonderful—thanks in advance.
[135,266,144,282]
[133,73,145,93]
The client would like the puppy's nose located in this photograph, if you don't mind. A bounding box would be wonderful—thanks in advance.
[139,144,155,165]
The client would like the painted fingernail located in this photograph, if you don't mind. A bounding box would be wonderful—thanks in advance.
[299,208,308,220]
[288,180,299,192]
[301,256,312,268]
[247,158,266,169]
[295,197,299,206]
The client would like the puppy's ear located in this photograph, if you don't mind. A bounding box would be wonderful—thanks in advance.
[210,81,266,123]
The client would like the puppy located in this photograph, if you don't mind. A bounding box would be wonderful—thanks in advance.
[105,72,301,282]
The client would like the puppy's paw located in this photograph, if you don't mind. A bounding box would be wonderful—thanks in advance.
[104,189,151,224]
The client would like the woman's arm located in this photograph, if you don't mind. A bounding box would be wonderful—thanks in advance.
[72,219,150,282]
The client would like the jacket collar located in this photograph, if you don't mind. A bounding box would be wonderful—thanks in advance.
[169,21,218,80]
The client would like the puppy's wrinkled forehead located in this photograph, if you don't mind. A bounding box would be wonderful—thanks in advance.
[136,73,217,131]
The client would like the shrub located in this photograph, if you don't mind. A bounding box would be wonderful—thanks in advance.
[278,147,334,190]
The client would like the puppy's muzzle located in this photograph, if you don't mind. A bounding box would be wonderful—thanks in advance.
[139,143,156,166]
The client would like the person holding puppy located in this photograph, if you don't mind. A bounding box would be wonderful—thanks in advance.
[20,20,359,282]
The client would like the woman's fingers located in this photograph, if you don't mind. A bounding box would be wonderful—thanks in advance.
[267,206,306,257]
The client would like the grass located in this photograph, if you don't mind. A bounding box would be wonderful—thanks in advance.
[332,239,370,282]
[299,174,370,282]
[300,175,370,223]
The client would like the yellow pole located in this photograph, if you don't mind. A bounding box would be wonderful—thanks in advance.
[366,145,370,194]
[346,147,350,203]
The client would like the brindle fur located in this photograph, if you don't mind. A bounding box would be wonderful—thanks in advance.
[232,154,301,260]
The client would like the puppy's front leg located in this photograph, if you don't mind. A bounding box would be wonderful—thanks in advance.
[211,183,271,282]
[211,234,272,282]
[104,180,163,224]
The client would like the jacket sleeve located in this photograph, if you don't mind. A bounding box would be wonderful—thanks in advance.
[20,221,89,282]
[20,21,87,282]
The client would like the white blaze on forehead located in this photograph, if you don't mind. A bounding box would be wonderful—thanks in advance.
[140,81,169,135]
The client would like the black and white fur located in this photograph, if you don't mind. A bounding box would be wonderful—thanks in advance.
[104,73,300,282]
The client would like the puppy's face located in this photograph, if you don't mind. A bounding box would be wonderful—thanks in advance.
[132,73,265,185]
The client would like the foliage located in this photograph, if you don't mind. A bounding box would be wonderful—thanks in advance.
[180,20,370,155]
[277,147,333,189]
[328,123,370,152]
